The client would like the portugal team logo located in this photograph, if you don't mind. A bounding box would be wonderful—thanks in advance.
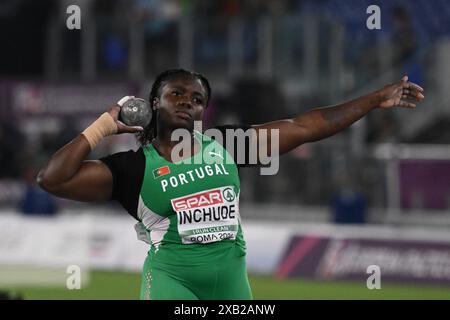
[222,187,235,202]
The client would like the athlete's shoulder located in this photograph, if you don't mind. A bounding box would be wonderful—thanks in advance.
[205,124,252,133]
[203,124,251,142]
[100,147,144,166]
[105,147,144,157]
[201,124,252,168]
[99,147,145,220]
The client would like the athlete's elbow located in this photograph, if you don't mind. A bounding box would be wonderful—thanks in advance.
[36,170,48,190]
[36,169,57,193]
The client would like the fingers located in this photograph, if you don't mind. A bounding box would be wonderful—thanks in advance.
[402,88,425,101]
[108,105,121,119]
[402,79,424,92]
[398,100,416,109]
[402,82,424,93]
[401,94,422,102]
[406,81,424,93]
[400,76,424,94]
[416,92,425,100]
[127,126,145,133]
[400,81,425,102]
[116,120,144,133]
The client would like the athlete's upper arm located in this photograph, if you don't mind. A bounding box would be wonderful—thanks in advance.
[251,119,311,156]
[47,160,113,202]
[206,122,307,166]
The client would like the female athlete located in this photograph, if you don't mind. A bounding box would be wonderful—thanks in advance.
[37,69,424,299]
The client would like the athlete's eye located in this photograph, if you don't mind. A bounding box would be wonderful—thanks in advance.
[172,90,182,96]
[193,97,204,105]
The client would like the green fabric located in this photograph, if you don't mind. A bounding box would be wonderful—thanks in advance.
[137,131,251,299]
[140,243,252,300]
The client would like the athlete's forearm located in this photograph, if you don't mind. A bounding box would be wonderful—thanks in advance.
[37,112,118,191]
[293,91,381,142]
[37,135,91,190]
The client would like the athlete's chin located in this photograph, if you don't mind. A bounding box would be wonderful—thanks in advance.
[171,118,195,131]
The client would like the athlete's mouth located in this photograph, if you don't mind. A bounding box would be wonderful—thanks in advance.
[175,110,192,120]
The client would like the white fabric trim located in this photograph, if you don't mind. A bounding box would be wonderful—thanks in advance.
[137,195,170,251]
[117,95,134,106]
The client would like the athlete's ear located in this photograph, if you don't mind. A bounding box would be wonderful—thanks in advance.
[197,108,205,121]
[152,98,160,110]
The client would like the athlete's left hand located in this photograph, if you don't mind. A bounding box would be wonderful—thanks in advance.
[377,75,425,109]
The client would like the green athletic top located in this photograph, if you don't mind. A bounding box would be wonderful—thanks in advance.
[100,125,250,267]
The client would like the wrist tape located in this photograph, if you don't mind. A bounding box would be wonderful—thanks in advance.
[81,112,118,150]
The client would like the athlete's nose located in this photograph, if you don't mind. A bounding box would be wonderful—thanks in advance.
[177,100,193,109]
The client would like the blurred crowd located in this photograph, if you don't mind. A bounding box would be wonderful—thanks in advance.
[1,0,450,217]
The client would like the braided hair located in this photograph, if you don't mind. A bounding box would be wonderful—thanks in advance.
[136,69,212,146]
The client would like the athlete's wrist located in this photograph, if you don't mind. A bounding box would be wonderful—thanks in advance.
[81,112,118,150]
[369,90,385,109]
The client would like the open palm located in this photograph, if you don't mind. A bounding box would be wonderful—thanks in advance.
[378,76,425,109]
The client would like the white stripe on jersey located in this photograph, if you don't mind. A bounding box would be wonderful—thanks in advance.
[137,195,170,251]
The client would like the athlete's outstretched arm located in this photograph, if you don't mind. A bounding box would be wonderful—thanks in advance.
[252,76,425,156]
[37,103,142,202]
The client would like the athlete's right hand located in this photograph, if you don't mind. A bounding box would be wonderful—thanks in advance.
[107,96,145,134]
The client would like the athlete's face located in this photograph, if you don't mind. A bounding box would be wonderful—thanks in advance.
[154,76,207,131]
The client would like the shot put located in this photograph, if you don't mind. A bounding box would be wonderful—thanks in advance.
[119,98,152,128]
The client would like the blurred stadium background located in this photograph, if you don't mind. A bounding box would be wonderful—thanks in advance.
[1,0,450,300]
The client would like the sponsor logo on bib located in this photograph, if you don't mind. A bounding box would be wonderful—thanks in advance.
[222,187,235,202]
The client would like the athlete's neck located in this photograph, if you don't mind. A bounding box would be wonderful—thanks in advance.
[153,128,199,162]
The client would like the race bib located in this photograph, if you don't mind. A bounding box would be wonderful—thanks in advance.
[171,186,239,244]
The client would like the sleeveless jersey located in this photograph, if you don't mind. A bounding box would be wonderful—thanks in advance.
[135,131,246,266]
